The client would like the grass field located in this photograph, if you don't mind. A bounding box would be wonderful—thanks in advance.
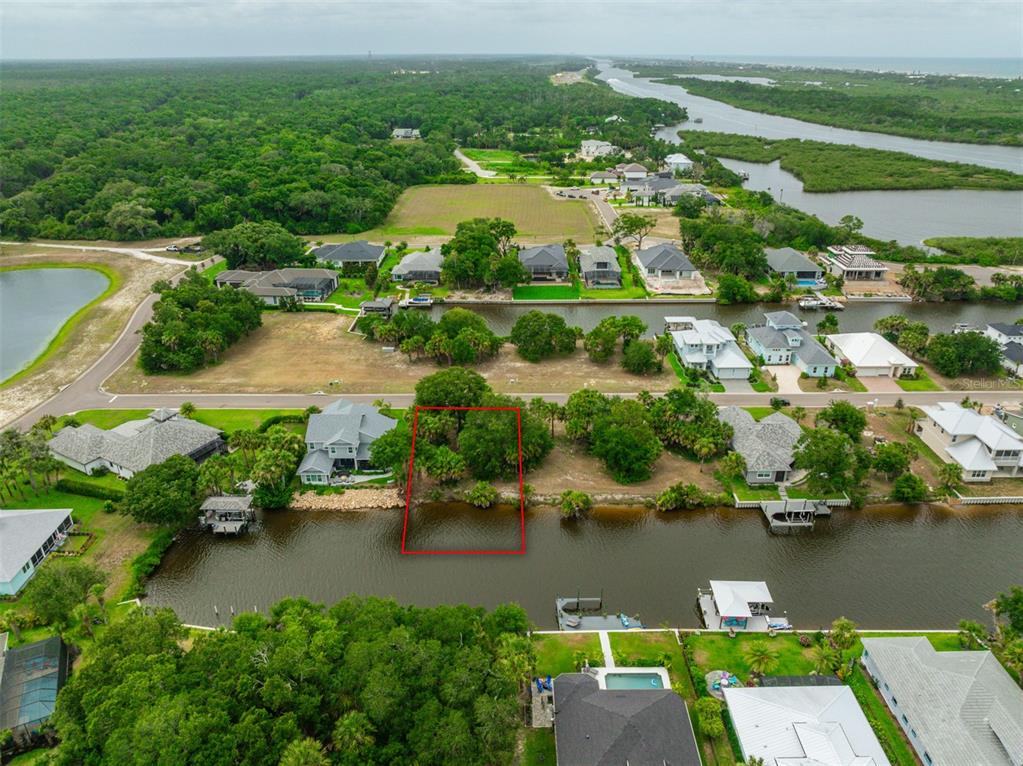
[200,260,227,282]
[896,367,942,392]
[513,283,581,300]
[63,407,304,434]
[311,185,600,243]
[533,633,602,677]
[519,729,556,766]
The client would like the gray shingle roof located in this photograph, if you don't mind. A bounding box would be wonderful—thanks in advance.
[718,406,802,472]
[0,509,73,583]
[1003,341,1023,364]
[765,311,803,329]
[391,248,443,277]
[200,496,253,512]
[518,244,568,270]
[304,399,397,462]
[313,240,385,263]
[553,673,701,766]
[765,247,822,275]
[635,243,695,272]
[48,411,223,474]
[297,449,334,475]
[990,323,1023,338]
[861,637,1023,766]
[579,246,620,274]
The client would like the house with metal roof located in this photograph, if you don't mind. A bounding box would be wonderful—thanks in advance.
[983,324,1023,377]
[718,406,802,484]
[298,399,397,485]
[765,247,825,285]
[823,332,918,378]
[825,245,888,281]
[861,637,1023,766]
[215,268,339,305]
[666,316,753,380]
[664,152,693,173]
[697,580,781,631]
[724,684,890,766]
[48,409,224,479]
[0,634,69,746]
[579,139,620,159]
[312,240,386,267]
[578,246,621,288]
[0,509,74,596]
[517,244,569,282]
[552,673,701,766]
[746,311,838,378]
[916,402,1023,482]
[391,248,443,284]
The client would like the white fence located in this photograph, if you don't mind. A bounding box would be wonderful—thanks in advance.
[955,491,1023,506]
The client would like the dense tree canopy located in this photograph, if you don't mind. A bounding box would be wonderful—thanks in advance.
[926,332,1003,377]
[509,311,579,362]
[202,221,311,269]
[0,58,680,239]
[121,454,202,527]
[49,597,532,765]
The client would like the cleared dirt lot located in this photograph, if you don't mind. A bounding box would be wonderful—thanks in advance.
[106,311,677,395]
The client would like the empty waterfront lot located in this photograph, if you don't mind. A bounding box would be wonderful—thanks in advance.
[105,311,676,395]
[311,183,601,244]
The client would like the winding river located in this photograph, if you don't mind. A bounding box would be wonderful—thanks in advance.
[0,267,109,381]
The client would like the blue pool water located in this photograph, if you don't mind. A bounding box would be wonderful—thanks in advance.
[797,279,822,287]
[605,673,664,690]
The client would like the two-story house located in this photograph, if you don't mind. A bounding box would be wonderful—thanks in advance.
[917,402,1023,482]
[824,245,888,281]
[745,311,838,378]
[298,400,398,485]
[666,316,753,380]
[984,323,1023,377]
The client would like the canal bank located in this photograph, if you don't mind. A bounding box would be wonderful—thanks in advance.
[143,501,1023,630]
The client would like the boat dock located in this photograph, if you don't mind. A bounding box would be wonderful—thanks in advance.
[797,294,845,311]
[198,495,256,535]
[556,595,643,631]
[697,580,791,633]
[760,499,831,533]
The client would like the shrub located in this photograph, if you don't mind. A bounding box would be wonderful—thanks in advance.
[891,473,928,503]
[257,413,306,433]
[559,490,592,519]
[126,528,176,597]
[55,478,124,500]
[466,481,499,508]
[621,339,661,375]
[694,696,725,738]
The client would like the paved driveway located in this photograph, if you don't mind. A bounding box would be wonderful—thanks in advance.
[859,376,903,393]
[773,365,804,394]
[721,378,753,393]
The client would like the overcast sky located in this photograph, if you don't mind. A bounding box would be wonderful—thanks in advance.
[2,0,1021,61]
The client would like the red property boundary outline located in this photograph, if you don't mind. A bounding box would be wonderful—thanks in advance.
[401,405,526,555]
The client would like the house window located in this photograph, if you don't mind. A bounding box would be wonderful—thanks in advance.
[902,714,908,724]
[971,470,987,478]
[911,728,917,738]
[891,696,898,706]
[924,753,932,765]
[812,367,818,374]
[755,471,772,479]
[22,561,31,573]
[647,268,655,275]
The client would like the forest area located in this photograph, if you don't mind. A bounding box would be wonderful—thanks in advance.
[624,59,1023,146]
[0,57,681,241]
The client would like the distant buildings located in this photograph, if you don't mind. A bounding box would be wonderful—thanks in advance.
[589,170,619,184]
[667,316,753,380]
[517,244,569,282]
[917,402,1023,482]
[746,311,837,378]
[215,268,339,305]
[718,406,802,484]
[390,248,443,284]
[48,409,224,479]
[578,246,621,288]
[663,152,693,173]
[298,400,397,485]
[0,508,74,596]
[390,128,421,139]
[0,633,69,746]
[313,241,386,268]
[579,139,621,159]
[825,245,888,281]
[623,176,717,207]
[861,637,1023,766]
[724,684,891,766]
[824,332,918,378]
[618,162,649,181]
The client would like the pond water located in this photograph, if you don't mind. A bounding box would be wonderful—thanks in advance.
[718,158,1023,245]
[0,267,109,381]
[144,502,1023,630]
[428,302,1023,337]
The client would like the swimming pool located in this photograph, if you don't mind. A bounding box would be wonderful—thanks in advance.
[604,673,665,690]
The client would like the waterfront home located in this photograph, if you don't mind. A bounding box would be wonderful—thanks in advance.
[824,245,888,281]
[517,244,569,282]
[552,673,700,766]
[664,152,693,173]
[298,400,397,485]
[697,580,784,632]
[633,244,702,293]
[312,240,386,268]
[589,170,618,184]
[861,637,1023,766]
[625,176,716,207]
[999,342,1023,377]
[0,634,69,746]
[917,402,1023,482]
[390,127,420,139]
[578,246,621,288]
[359,296,395,317]
[618,162,649,181]
[198,495,255,535]
[48,409,224,479]
[390,248,443,284]
[823,332,918,378]
[983,323,1023,376]
[667,316,753,380]
[0,508,73,596]
[215,268,338,305]
[579,139,620,158]
[765,247,824,285]
[746,311,837,377]
[725,684,890,766]
[718,406,802,484]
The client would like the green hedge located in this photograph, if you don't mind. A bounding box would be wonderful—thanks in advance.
[55,478,124,500]
[257,414,307,433]
[126,528,176,598]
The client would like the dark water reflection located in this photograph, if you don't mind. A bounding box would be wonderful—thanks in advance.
[145,503,1023,630]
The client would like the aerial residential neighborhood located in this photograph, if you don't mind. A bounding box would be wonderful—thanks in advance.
[1,2,1022,764]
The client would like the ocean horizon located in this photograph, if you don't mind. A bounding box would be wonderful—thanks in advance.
[682,54,1022,79]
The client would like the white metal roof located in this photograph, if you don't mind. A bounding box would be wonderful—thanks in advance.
[923,403,1023,453]
[0,509,73,582]
[709,580,773,617]
[825,333,916,370]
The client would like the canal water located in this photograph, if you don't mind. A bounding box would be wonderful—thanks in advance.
[144,502,1023,630]
[428,302,1023,336]
[0,267,109,381]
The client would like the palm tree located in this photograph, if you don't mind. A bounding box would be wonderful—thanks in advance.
[179,401,196,419]
[810,644,840,675]
[693,437,716,473]
[332,711,375,754]
[743,640,780,676]
[829,617,858,652]
[279,737,329,766]
[938,462,963,496]
[791,406,807,424]
[720,451,746,480]
[1002,640,1023,681]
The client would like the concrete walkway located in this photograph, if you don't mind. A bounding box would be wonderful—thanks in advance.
[598,631,615,668]
[453,148,497,178]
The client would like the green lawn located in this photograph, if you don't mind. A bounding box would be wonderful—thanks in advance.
[4,487,107,524]
[687,633,816,681]
[5,748,54,766]
[716,473,780,502]
[200,260,228,282]
[786,486,848,501]
[513,283,581,300]
[62,407,304,435]
[533,633,602,677]
[519,728,556,766]
[896,367,942,392]
[834,368,869,392]
[744,406,779,421]
[669,354,726,392]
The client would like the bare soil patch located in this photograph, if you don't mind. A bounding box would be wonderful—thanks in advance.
[86,513,157,600]
[105,312,677,395]
[0,249,182,426]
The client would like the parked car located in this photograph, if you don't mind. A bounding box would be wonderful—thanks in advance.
[770,397,791,408]
[182,244,204,253]
[165,244,181,252]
